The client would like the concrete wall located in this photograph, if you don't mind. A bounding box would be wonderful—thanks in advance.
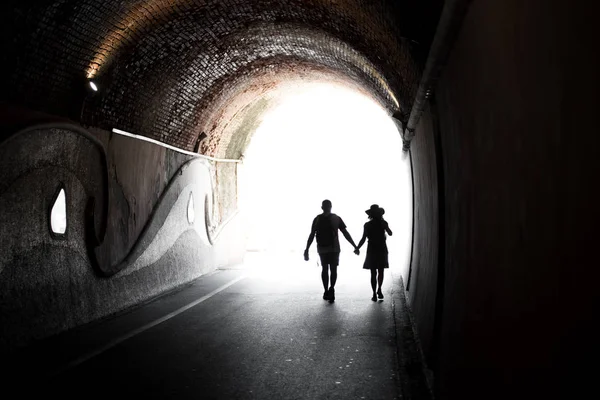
[0,123,245,352]
[89,127,193,269]
[406,0,599,398]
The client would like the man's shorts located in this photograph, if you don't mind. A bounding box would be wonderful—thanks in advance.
[319,252,340,267]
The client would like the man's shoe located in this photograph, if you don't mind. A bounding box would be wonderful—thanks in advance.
[328,288,335,302]
[377,290,384,299]
[371,294,377,301]
[323,290,329,300]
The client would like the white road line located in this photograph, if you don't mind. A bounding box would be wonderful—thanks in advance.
[52,274,247,376]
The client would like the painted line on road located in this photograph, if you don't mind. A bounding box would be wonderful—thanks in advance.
[51,274,247,376]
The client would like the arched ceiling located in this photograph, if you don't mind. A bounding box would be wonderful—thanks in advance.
[1,0,443,156]
[198,61,378,159]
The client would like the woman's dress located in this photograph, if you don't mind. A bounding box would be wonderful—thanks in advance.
[363,219,389,269]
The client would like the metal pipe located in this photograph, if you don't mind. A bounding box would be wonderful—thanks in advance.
[112,128,241,163]
[402,0,473,151]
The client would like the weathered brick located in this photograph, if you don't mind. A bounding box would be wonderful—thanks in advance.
[1,0,442,152]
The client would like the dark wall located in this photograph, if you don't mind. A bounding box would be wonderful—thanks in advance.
[406,0,599,398]
[407,104,439,367]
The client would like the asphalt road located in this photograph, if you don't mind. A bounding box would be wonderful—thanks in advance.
[6,253,429,399]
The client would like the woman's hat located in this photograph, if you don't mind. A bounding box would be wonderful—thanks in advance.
[365,204,385,217]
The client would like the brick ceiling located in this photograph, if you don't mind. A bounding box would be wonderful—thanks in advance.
[1,0,442,155]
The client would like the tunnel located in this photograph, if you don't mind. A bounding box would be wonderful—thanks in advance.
[0,1,597,399]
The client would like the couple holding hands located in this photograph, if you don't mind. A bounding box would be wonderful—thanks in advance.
[304,200,393,302]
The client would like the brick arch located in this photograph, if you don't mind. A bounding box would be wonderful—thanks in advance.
[81,0,411,81]
[82,23,402,151]
[2,0,432,147]
[194,59,381,159]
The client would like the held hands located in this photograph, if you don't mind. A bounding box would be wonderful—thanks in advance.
[305,248,359,259]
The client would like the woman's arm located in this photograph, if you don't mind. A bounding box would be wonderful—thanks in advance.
[357,225,367,249]
[385,221,393,236]
[354,227,367,255]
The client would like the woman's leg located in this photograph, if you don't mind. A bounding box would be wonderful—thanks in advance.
[377,268,384,297]
[370,269,377,298]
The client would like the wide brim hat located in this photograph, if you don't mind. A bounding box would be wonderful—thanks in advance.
[365,204,385,217]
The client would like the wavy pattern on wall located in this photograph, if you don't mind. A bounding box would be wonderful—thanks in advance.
[0,124,109,275]
[0,124,240,275]
[0,124,244,351]
[107,157,230,277]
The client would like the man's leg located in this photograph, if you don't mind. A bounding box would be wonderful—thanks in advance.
[327,253,340,301]
[321,266,329,291]
[329,264,338,288]
[319,254,329,297]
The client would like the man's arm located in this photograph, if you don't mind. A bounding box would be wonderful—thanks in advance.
[304,219,317,261]
[340,227,358,250]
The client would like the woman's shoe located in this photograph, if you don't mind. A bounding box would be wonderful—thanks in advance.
[371,294,377,301]
[323,290,329,300]
[377,291,384,299]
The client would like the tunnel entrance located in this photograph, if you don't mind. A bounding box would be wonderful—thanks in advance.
[237,82,412,283]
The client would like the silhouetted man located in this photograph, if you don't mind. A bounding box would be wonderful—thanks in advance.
[304,199,358,302]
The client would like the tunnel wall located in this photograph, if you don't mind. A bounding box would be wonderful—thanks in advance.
[406,104,439,367]
[406,0,599,398]
[90,127,193,268]
[0,122,245,352]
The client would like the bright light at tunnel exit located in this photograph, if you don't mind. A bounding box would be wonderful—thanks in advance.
[239,82,413,284]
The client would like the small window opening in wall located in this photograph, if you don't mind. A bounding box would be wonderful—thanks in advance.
[187,192,195,224]
[50,187,67,235]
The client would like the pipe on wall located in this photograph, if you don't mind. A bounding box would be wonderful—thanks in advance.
[402,0,473,151]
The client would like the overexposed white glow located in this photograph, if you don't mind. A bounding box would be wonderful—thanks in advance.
[239,82,412,280]
[89,81,98,91]
[50,188,67,235]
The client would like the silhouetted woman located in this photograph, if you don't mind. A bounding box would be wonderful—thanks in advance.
[356,204,393,301]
